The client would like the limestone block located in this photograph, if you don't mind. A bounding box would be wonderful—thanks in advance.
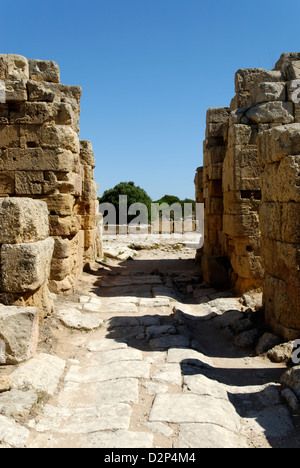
[203,146,226,165]
[0,305,39,364]
[43,194,75,216]
[49,215,82,236]
[1,148,76,172]
[0,124,20,149]
[258,123,300,165]
[223,191,260,216]
[260,156,300,203]
[228,124,252,147]
[251,82,286,105]
[206,107,231,124]
[53,237,71,259]
[46,83,82,104]
[28,59,60,83]
[223,212,259,237]
[261,238,299,282]
[245,102,294,124]
[50,257,73,281]
[82,181,98,201]
[80,140,95,167]
[27,80,55,102]
[0,198,49,244]
[41,125,80,153]
[0,172,15,195]
[15,171,44,195]
[0,237,54,293]
[4,80,28,102]
[287,61,300,80]
[235,68,267,93]
[0,55,29,81]
[264,274,300,340]
[9,102,75,126]
[205,122,226,139]
[230,252,263,280]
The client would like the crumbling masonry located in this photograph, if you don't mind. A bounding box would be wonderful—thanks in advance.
[0,54,98,363]
[195,52,300,340]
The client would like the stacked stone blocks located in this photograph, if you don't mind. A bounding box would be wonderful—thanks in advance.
[195,52,300,339]
[0,54,98,296]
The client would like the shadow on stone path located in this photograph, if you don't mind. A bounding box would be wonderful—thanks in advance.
[0,250,299,448]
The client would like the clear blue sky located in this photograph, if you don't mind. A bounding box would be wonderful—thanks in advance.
[2,0,300,200]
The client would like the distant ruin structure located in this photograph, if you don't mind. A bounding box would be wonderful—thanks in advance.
[195,52,300,340]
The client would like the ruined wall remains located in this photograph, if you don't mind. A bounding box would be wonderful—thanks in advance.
[0,54,98,296]
[196,52,300,339]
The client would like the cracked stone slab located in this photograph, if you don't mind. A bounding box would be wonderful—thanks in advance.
[86,338,128,352]
[28,403,132,434]
[179,423,248,449]
[84,430,154,448]
[152,363,182,386]
[183,374,229,400]
[149,394,240,433]
[65,360,150,383]
[0,389,38,418]
[56,308,103,330]
[0,414,29,448]
[89,348,143,366]
[10,353,66,396]
[58,378,139,408]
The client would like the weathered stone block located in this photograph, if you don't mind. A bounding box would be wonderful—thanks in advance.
[261,238,299,282]
[27,80,56,102]
[258,123,300,165]
[0,237,54,293]
[0,124,20,148]
[1,148,76,172]
[50,257,73,281]
[206,107,231,124]
[0,198,49,244]
[251,82,286,105]
[264,274,300,340]
[15,171,44,195]
[43,194,75,216]
[0,305,39,364]
[0,55,29,81]
[4,80,28,102]
[228,124,252,148]
[223,212,259,237]
[80,140,95,167]
[28,59,60,83]
[0,172,15,195]
[49,215,82,236]
[245,101,294,124]
[41,125,80,153]
[201,255,229,285]
[260,156,300,203]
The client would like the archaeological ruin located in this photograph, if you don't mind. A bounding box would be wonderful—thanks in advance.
[0,54,98,363]
[195,52,300,341]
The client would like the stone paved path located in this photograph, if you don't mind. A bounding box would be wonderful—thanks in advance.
[0,248,299,448]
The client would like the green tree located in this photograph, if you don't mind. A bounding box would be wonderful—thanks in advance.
[98,181,152,223]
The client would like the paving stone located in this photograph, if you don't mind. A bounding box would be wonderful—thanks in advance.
[89,348,143,366]
[143,382,169,395]
[86,339,128,352]
[167,348,213,368]
[29,403,132,433]
[152,363,182,386]
[0,389,38,418]
[0,414,29,448]
[179,423,248,448]
[65,360,150,383]
[146,325,177,339]
[183,374,229,400]
[149,394,240,433]
[139,298,170,308]
[84,430,154,448]
[144,421,174,438]
[10,353,66,396]
[56,308,103,330]
[241,405,294,438]
[58,378,139,407]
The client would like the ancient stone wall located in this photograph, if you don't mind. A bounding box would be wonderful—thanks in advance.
[0,54,98,296]
[196,52,300,339]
